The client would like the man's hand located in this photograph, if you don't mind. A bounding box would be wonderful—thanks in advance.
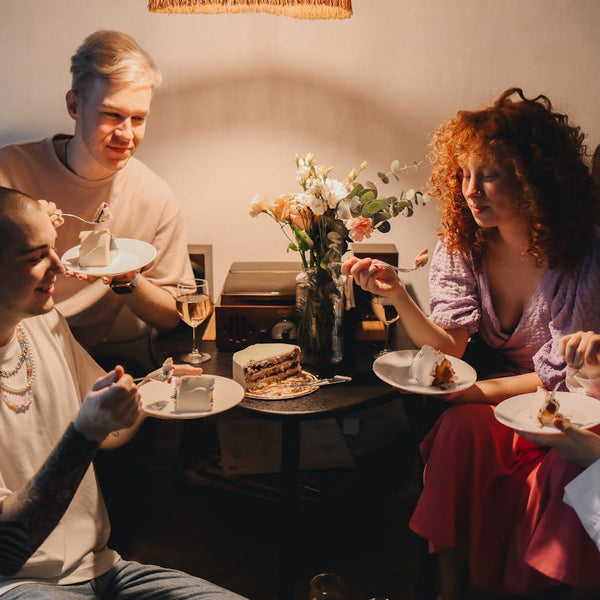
[519,417,600,468]
[74,366,141,442]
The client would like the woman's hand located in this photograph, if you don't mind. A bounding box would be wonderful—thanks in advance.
[519,418,600,468]
[559,331,600,380]
[341,256,405,298]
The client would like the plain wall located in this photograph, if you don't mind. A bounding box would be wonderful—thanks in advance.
[1,0,599,307]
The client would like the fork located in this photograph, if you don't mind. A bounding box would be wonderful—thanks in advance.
[133,370,173,384]
[547,362,585,404]
[330,248,429,274]
[54,212,102,225]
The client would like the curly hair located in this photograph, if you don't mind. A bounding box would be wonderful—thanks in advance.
[429,87,600,272]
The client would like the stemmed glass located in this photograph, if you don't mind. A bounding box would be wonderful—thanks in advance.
[176,278,213,364]
[371,294,400,357]
[309,573,348,600]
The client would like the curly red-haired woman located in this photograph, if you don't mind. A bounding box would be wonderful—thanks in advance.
[343,88,600,598]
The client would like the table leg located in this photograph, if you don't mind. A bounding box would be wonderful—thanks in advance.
[277,418,301,600]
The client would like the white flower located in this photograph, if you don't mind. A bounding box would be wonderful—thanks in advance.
[296,165,311,186]
[297,191,325,216]
[249,193,270,217]
[322,178,349,209]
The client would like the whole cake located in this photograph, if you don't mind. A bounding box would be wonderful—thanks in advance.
[409,345,456,387]
[175,375,215,412]
[78,229,118,267]
[233,343,302,392]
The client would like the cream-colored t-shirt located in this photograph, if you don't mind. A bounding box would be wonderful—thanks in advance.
[0,310,119,595]
[0,136,193,346]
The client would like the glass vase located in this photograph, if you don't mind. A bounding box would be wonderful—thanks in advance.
[295,266,344,369]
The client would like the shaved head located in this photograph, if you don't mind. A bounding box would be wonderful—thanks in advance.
[0,187,41,254]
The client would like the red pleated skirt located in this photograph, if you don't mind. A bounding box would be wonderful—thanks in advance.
[409,403,600,595]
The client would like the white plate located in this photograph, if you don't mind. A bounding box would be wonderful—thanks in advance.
[372,349,477,395]
[244,370,318,400]
[140,375,244,419]
[61,238,157,277]
[494,391,600,435]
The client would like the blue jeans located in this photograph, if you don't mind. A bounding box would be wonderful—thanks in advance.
[2,560,247,599]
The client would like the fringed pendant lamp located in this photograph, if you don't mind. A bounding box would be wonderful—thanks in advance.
[148,0,352,19]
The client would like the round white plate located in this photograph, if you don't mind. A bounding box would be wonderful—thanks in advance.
[494,391,600,435]
[244,370,318,400]
[140,375,244,419]
[61,238,157,277]
[372,349,477,395]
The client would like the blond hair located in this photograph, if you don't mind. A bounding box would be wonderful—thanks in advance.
[70,30,162,98]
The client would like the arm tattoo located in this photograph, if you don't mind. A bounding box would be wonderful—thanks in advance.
[0,422,99,575]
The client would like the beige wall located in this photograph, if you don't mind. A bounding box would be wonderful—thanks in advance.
[1,0,599,307]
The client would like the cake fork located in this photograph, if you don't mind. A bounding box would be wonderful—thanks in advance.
[54,212,104,225]
[547,362,585,405]
[330,247,429,273]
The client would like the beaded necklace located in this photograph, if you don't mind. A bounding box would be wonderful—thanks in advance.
[0,325,36,413]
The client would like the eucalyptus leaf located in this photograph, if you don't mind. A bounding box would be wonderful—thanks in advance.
[376,221,391,233]
[377,171,389,184]
[360,190,376,203]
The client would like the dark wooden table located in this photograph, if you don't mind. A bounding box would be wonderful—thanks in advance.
[152,328,402,600]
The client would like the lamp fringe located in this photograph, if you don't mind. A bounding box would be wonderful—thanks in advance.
[148,0,352,19]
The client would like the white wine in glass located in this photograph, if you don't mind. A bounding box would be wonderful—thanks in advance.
[176,278,213,364]
[371,295,400,357]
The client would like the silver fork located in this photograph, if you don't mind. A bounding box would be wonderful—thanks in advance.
[330,248,429,274]
[54,212,102,225]
[133,369,173,384]
[547,362,585,404]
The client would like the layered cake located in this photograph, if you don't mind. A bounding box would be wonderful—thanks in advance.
[233,343,302,392]
[93,201,112,223]
[409,345,457,387]
[175,375,215,412]
[536,386,561,426]
[78,229,118,267]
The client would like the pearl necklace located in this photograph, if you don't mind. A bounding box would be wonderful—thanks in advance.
[0,325,36,413]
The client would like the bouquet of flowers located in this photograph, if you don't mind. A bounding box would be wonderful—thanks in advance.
[249,153,429,271]
[249,153,429,367]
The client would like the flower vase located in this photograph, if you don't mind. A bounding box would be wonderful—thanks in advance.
[295,266,344,369]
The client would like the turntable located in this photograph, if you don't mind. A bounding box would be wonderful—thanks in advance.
[215,261,301,349]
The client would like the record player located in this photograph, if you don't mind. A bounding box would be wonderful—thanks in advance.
[215,261,301,349]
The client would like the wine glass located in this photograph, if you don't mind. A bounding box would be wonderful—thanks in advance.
[309,573,348,600]
[176,278,213,364]
[371,294,400,357]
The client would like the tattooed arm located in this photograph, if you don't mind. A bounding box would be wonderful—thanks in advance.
[0,366,140,575]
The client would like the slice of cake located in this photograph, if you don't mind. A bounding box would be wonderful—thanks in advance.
[175,375,215,412]
[536,386,561,426]
[93,201,112,223]
[233,343,302,392]
[78,229,118,267]
[409,345,456,387]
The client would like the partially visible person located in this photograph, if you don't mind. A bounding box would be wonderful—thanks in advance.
[0,29,195,553]
[0,188,244,599]
[0,29,193,374]
[520,331,600,556]
[343,89,600,597]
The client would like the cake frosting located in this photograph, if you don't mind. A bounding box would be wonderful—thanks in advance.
[78,229,118,267]
[233,343,302,392]
[175,375,215,412]
[409,345,456,387]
